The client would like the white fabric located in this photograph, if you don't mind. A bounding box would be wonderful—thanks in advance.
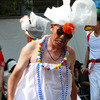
[87,32,100,63]
[14,63,72,100]
[21,12,51,39]
[86,31,100,100]
[89,69,100,100]
[44,0,97,26]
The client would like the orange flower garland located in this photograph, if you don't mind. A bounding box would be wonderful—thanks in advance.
[62,23,75,34]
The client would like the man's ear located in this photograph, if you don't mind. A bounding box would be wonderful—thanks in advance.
[50,24,54,32]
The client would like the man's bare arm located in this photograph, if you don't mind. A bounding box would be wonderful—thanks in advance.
[81,47,89,73]
[7,43,34,100]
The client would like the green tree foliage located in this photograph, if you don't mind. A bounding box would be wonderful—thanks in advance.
[0,0,34,16]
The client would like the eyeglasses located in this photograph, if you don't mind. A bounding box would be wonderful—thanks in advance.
[57,27,73,39]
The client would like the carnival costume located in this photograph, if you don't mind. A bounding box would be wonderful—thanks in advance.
[14,0,97,100]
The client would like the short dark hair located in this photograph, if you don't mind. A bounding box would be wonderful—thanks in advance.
[4,58,16,71]
[97,13,100,21]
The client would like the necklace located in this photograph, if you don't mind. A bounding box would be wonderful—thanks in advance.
[46,45,61,61]
[36,35,69,100]
[37,35,69,70]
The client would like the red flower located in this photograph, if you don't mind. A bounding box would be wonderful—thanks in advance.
[62,23,74,34]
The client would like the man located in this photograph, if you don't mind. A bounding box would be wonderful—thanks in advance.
[8,23,77,100]
[7,0,97,100]
[0,45,5,99]
[81,13,100,100]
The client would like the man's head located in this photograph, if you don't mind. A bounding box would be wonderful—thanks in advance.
[90,13,100,31]
[6,59,16,73]
[44,0,97,43]
[50,23,74,47]
[97,13,100,22]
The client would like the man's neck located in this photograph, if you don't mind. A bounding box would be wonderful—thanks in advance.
[94,30,100,37]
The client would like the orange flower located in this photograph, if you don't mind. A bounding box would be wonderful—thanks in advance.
[62,23,74,34]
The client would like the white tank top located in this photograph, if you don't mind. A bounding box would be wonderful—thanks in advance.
[14,62,72,100]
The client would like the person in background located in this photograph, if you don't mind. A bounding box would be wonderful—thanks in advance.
[81,13,100,100]
[2,59,16,100]
[20,12,51,43]
[79,67,90,99]
[0,45,5,100]
[74,60,90,99]
[74,60,83,80]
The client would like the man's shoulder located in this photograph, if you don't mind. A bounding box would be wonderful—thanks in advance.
[87,31,93,42]
[67,45,75,54]
[21,39,41,54]
[25,39,41,48]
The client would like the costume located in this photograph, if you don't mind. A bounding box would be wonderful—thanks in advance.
[87,31,100,100]
[14,63,72,100]
[14,0,97,100]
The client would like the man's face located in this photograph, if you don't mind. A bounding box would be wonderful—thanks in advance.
[91,21,100,31]
[50,24,72,47]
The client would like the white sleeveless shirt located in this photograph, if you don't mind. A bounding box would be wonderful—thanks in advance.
[14,63,72,100]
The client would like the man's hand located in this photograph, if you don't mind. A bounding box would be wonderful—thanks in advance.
[81,66,88,74]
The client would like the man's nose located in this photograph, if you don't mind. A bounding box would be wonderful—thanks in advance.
[60,34,66,38]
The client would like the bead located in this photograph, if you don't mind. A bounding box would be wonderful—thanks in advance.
[37,59,41,62]
[39,42,42,46]
[41,64,44,67]
[65,55,68,58]
[66,52,69,55]
[37,56,40,59]
[58,64,61,67]
[63,59,66,62]
[44,66,47,69]
[39,45,41,48]
[61,61,64,65]
[47,67,50,70]
[51,68,54,70]
[37,48,41,52]
[38,52,41,55]
[54,66,58,69]
[64,58,67,60]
